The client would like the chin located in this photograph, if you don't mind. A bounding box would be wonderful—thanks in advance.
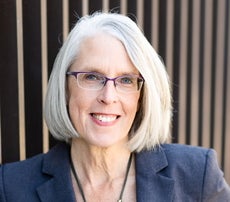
[88,136,128,149]
[89,141,119,149]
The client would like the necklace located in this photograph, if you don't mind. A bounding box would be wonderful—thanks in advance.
[69,152,133,202]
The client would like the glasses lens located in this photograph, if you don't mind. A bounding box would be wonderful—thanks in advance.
[77,72,105,90]
[116,75,144,93]
[70,72,144,92]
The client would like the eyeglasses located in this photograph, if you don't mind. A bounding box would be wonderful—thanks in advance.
[66,71,144,93]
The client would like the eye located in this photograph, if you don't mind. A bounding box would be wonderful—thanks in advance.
[119,76,134,84]
[84,73,102,81]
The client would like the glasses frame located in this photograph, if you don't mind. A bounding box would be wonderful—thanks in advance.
[66,71,144,93]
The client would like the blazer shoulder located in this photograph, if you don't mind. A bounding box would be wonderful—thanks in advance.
[136,144,230,201]
[0,143,71,202]
[160,144,216,172]
[1,152,44,170]
[159,144,230,200]
[0,153,47,202]
[161,143,210,156]
[0,152,48,188]
[0,142,69,177]
[136,143,212,176]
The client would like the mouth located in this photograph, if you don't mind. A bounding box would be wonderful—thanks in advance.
[91,113,120,123]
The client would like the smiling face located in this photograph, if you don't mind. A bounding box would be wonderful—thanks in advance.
[67,34,141,148]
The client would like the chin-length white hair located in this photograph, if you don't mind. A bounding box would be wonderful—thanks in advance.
[44,12,172,152]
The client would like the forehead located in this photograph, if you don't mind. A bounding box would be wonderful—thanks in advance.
[71,34,139,75]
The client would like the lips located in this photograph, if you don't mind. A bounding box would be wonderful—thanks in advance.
[91,113,119,123]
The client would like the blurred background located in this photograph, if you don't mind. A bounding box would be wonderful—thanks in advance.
[0,0,229,184]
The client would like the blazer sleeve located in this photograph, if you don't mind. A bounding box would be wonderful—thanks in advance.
[202,149,230,201]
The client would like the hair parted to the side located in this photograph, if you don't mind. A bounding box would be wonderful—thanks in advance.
[44,12,172,152]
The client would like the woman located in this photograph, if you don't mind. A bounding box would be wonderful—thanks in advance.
[0,12,229,202]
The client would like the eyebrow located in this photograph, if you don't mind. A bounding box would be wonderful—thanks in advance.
[75,66,140,76]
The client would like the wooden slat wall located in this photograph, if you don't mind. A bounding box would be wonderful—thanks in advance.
[0,0,229,184]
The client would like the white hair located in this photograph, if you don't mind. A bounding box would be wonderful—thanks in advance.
[44,12,172,152]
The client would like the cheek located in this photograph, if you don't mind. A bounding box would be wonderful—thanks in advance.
[68,95,80,125]
[67,89,87,121]
[67,81,89,111]
[67,87,98,125]
[67,92,92,136]
[124,94,140,118]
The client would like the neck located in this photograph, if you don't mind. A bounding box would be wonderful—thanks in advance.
[70,138,133,186]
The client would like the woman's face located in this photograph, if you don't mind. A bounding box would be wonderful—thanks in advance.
[67,34,141,148]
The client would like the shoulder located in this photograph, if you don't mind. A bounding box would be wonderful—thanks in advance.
[0,151,47,198]
[0,143,68,180]
[0,152,44,180]
[161,144,230,200]
[161,143,210,154]
[1,142,68,168]
[150,143,217,175]
[160,144,220,176]
[0,152,46,202]
[137,143,212,167]
[161,143,212,163]
[136,143,213,175]
[0,143,70,202]
[136,144,230,200]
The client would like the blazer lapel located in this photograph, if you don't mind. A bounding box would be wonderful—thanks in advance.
[135,147,174,202]
[36,143,76,202]
[36,143,174,202]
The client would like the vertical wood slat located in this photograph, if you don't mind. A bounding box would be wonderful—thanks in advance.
[63,0,69,40]
[178,0,188,144]
[137,0,144,29]
[16,0,26,161]
[165,0,174,144]
[202,0,213,148]
[224,4,230,182]
[41,0,49,153]
[120,0,127,15]
[165,0,174,96]
[190,0,200,146]
[82,0,89,16]
[102,0,109,12]
[213,0,226,164]
[151,0,159,51]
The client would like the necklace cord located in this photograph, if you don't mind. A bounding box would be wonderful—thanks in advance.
[69,152,133,202]
[70,155,87,202]
[118,152,133,201]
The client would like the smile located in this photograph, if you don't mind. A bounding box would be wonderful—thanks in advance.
[91,113,119,123]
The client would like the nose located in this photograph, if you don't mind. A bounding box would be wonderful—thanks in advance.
[97,80,119,104]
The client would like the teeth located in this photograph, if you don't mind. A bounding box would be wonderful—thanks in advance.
[92,114,117,122]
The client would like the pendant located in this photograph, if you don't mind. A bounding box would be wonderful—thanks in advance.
[117,200,122,202]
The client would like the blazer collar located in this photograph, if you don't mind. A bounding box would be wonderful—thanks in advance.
[36,143,174,202]
[135,146,174,202]
[36,143,76,202]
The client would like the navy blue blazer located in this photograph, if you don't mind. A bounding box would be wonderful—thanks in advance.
[0,143,230,201]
